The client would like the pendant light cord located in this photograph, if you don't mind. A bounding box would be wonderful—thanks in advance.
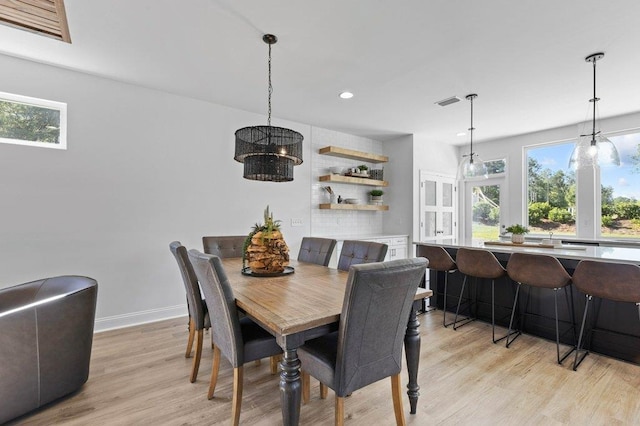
[267,42,272,127]
[469,95,475,163]
[591,57,597,144]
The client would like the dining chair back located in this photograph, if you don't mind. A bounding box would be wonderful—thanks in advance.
[169,241,210,383]
[337,240,388,271]
[297,237,337,266]
[299,258,428,426]
[202,235,246,258]
[187,249,282,426]
[571,260,640,370]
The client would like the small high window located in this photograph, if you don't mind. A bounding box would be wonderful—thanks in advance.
[0,92,67,150]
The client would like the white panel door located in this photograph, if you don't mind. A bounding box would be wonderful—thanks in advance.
[419,171,457,241]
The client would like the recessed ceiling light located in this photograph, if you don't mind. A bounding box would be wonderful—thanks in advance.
[456,132,466,137]
[339,91,354,99]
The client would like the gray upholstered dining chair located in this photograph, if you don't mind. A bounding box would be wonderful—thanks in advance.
[297,237,337,266]
[299,258,428,426]
[188,249,283,426]
[571,260,640,371]
[337,240,388,271]
[202,235,246,258]
[169,241,210,383]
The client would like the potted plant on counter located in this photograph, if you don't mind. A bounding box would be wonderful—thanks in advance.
[505,224,529,244]
[369,189,384,205]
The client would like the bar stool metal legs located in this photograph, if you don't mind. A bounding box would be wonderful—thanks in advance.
[505,252,575,363]
[452,274,476,330]
[571,260,640,371]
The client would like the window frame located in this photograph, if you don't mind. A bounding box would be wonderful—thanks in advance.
[0,91,67,150]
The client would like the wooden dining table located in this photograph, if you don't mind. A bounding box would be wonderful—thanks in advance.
[221,257,432,426]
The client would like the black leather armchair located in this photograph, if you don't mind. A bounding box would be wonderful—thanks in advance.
[0,276,98,424]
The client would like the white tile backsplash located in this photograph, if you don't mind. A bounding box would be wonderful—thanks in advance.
[310,127,385,238]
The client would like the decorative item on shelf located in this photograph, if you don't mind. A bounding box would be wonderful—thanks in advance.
[329,166,342,175]
[343,198,359,204]
[568,52,620,170]
[369,168,384,180]
[505,224,529,244]
[323,186,336,203]
[369,189,384,205]
[234,34,303,182]
[242,206,290,273]
[457,93,488,180]
[357,165,369,176]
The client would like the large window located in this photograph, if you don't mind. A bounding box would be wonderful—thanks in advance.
[0,92,67,150]
[526,143,577,236]
[526,131,640,239]
[600,131,640,239]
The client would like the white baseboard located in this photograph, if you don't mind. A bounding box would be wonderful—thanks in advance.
[94,304,187,333]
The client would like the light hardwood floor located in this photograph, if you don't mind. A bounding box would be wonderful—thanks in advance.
[12,311,640,425]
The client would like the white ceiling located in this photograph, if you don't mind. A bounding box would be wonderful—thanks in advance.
[1,0,639,144]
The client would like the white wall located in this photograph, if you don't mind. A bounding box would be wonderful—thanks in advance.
[411,134,460,247]
[383,135,413,237]
[462,112,640,237]
[310,128,384,237]
[0,54,314,330]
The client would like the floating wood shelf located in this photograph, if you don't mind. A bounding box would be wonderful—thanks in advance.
[319,146,388,163]
[319,203,389,211]
[319,174,388,187]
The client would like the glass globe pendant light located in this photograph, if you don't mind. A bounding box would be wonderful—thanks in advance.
[458,93,488,179]
[568,52,620,170]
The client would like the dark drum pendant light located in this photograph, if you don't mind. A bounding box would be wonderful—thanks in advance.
[458,93,488,179]
[234,34,303,182]
[568,52,620,170]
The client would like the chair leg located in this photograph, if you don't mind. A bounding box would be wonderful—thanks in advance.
[185,318,195,358]
[302,371,310,404]
[335,396,345,426]
[231,366,243,426]
[443,272,455,327]
[506,283,522,348]
[320,383,328,399]
[555,288,576,364]
[189,329,203,383]
[391,374,406,426]
[270,354,281,374]
[453,275,475,330]
[573,295,592,371]
[208,346,221,399]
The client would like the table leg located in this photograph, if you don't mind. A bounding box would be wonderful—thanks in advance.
[279,348,302,426]
[404,304,421,414]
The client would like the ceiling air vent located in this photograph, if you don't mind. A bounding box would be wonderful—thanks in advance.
[435,96,461,107]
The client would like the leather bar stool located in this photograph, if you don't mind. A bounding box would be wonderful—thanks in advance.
[571,260,640,371]
[505,253,576,364]
[453,247,511,343]
[416,244,457,326]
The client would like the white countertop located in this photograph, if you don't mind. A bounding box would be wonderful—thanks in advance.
[322,234,408,242]
[414,239,640,265]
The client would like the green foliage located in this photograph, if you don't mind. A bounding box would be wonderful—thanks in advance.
[601,203,616,217]
[242,206,282,266]
[488,206,500,223]
[528,202,551,225]
[505,224,529,234]
[631,218,640,230]
[369,189,384,196]
[358,164,369,171]
[0,100,60,143]
[473,201,499,225]
[601,185,614,205]
[548,207,573,224]
[601,215,614,227]
[613,201,640,220]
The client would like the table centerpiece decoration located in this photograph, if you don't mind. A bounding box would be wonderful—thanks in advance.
[243,206,291,275]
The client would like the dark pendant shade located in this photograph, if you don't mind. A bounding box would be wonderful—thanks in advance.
[234,125,303,182]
